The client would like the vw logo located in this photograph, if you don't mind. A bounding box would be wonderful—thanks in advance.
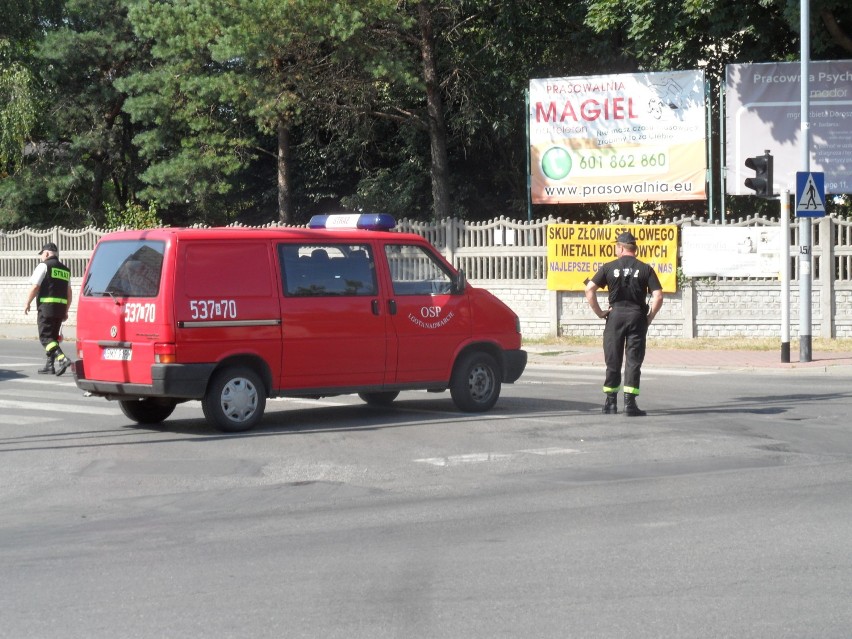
[110,326,117,338]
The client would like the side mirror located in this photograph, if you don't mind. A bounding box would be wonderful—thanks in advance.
[453,268,467,293]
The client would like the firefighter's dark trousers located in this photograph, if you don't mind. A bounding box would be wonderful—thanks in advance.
[37,308,64,355]
[602,304,648,395]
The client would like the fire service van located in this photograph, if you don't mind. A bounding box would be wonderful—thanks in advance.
[74,214,527,432]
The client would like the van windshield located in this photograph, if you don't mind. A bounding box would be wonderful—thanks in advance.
[83,240,165,298]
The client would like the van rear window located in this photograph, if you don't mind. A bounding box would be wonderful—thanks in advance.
[83,240,164,298]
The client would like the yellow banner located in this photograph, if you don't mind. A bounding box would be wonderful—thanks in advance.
[546,224,678,293]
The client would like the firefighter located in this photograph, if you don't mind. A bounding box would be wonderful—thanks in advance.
[24,243,73,376]
[585,231,663,416]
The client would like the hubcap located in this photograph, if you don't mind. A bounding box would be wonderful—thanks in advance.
[220,377,258,423]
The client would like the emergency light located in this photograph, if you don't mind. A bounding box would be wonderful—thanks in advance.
[308,213,396,231]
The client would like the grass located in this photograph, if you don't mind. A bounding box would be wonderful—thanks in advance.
[524,336,852,352]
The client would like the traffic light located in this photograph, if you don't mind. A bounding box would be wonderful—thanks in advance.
[744,150,774,198]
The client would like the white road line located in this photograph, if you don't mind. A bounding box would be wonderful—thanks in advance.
[519,447,582,455]
[0,415,55,425]
[270,397,351,407]
[3,377,79,387]
[526,364,713,377]
[0,399,118,416]
[414,446,581,467]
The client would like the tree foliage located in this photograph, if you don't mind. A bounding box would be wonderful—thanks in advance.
[0,0,850,228]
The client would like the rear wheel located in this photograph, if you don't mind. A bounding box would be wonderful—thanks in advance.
[450,351,501,412]
[202,366,266,432]
[119,398,177,424]
[358,391,400,406]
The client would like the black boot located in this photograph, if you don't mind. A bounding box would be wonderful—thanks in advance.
[624,393,646,417]
[602,393,618,414]
[38,352,56,375]
[54,351,71,377]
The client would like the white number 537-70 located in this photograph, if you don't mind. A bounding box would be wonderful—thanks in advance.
[189,299,238,320]
[124,303,156,323]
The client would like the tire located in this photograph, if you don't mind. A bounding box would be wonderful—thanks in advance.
[119,398,177,424]
[450,351,501,412]
[202,366,266,432]
[358,391,400,406]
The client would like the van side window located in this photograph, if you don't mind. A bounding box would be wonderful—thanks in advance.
[384,244,454,296]
[279,244,376,297]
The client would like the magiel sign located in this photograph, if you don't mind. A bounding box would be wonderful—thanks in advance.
[529,70,707,204]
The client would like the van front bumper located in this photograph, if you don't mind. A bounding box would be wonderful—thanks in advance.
[75,361,215,400]
[502,349,527,383]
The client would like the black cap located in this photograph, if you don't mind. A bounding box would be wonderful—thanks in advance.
[616,231,637,245]
[39,242,59,255]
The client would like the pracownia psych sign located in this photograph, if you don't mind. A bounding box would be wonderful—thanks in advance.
[547,224,678,293]
[530,71,707,204]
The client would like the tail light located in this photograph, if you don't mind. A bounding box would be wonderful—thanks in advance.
[154,342,177,364]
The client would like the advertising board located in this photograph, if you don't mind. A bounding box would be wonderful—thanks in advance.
[726,60,852,195]
[529,71,707,204]
[546,224,678,292]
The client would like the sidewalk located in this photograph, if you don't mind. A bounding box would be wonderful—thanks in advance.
[4,323,851,372]
[525,343,852,372]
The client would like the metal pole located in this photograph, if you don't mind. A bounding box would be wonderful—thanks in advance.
[706,74,714,222]
[525,89,533,223]
[719,80,726,224]
[799,0,812,362]
[781,191,791,363]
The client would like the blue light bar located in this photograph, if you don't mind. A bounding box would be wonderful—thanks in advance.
[308,213,396,231]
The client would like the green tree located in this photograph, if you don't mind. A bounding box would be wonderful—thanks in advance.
[0,48,37,174]
[120,0,406,225]
[0,0,150,227]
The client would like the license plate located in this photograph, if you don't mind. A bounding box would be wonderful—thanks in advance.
[103,347,132,361]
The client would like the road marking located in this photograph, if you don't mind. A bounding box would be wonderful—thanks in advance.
[520,447,582,455]
[270,397,350,407]
[414,446,581,467]
[0,399,118,416]
[3,378,79,387]
[0,415,53,425]
[526,364,714,377]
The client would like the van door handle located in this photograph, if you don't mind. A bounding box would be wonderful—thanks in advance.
[371,299,380,315]
[388,299,397,315]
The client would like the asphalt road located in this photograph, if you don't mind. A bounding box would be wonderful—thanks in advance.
[2,339,851,638]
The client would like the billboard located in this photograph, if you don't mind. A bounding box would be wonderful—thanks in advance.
[681,227,782,278]
[546,224,678,292]
[529,71,707,204]
[726,60,852,195]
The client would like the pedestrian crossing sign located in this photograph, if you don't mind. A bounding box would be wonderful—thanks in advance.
[796,171,826,217]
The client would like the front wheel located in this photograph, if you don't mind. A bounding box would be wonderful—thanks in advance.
[450,352,501,412]
[119,398,177,424]
[202,366,266,432]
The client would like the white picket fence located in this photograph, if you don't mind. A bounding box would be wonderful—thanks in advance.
[4,215,852,339]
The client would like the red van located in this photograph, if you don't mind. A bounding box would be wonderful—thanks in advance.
[74,214,527,431]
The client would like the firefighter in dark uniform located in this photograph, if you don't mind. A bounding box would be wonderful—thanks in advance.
[585,231,663,416]
[24,242,73,376]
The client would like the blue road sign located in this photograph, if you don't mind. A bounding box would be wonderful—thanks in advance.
[796,172,826,217]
